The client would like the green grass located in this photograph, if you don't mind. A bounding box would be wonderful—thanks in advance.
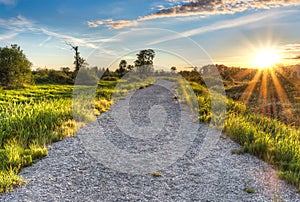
[243,187,255,194]
[0,85,75,192]
[188,81,300,190]
[2,75,299,193]
[0,83,110,192]
[0,77,155,193]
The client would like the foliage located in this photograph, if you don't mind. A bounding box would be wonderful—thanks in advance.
[134,49,155,74]
[116,60,127,77]
[0,85,74,192]
[0,44,33,88]
[185,79,300,190]
[0,77,156,192]
[33,69,74,84]
[67,43,86,73]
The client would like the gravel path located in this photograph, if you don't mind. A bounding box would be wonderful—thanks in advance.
[1,79,300,201]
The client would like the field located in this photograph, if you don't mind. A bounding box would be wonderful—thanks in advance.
[181,66,300,189]
[0,69,300,193]
[0,77,155,192]
[0,82,116,192]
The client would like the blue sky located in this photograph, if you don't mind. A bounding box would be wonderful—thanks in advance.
[0,0,300,70]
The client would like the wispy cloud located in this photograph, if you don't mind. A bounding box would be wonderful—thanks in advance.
[0,15,121,58]
[40,28,98,49]
[0,15,34,32]
[88,0,300,29]
[38,36,52,47]
[290,55,300,59]
[0,15,105,50]
[87,19,138,29]
[0,0,17,5]
[281,43,300,60]
[0,32,18,40]
[148,10,284,45]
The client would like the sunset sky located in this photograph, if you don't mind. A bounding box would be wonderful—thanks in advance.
[0,0,300,70]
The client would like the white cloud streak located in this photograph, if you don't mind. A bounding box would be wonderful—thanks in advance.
[0,32,18,40]
[0,0,17,5]
[0,15,118,51]
[148,10,283,45]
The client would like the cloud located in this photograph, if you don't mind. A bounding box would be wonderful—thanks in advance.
[88,0,300,29]
[0,32,18,40]
[0,15,34,32]
[280,44,300,60]
[87,19,138,29]
[0,15,103,49]
[290,55,300,59]
[40,28,98,49]
[148,10,282,45]
[0,0,17,5]
[142,0,300,20]
[282,44,300,52]
[38,36,52,47]
[87,20,104,28]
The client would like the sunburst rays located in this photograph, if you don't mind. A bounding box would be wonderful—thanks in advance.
[239,67,294,121]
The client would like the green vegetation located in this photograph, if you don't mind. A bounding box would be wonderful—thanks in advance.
[243,187,255,194]
[0,45,32,88]
[0,82,118,192]
[182,77,300,190]
[0,75,155,193]
[1,44,299,194]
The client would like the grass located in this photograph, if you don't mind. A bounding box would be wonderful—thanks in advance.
[0,76,155,193]
[1,73,300,193]
[243,187,255,194]
[0,85,75,192]
[0,83,110,192]
[187,80,300,190]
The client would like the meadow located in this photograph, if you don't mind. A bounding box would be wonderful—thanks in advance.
[0,68,300,193]
[0,82,117,192]
[0,77,155,192]
[181,66,300,190]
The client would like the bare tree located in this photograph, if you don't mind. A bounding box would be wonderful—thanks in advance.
[66,42,86,72]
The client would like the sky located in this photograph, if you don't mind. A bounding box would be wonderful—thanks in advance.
[0,0,300,70]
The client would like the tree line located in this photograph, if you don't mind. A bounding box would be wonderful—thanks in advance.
[1,44,299,88]
[0,44,156,88]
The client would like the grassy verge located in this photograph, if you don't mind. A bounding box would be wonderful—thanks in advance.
[0,83,110,192]
[188,81,300,190]
[0,76,155,193]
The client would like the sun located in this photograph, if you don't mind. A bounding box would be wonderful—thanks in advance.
[253,48,282,69]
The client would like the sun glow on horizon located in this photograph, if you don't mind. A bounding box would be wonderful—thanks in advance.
[252,48,282,69]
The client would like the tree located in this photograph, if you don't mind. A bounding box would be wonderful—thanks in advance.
[61,67,70,74]
[134,49,155,66]
[134,49,155,73]
[171,66,177,73]
[116,59,127,77]
[127,65,134,71]
[0,44,32,87]
[67,43,86,72]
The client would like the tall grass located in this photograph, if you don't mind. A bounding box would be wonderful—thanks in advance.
[0,77,155,193]
[189,81,300,190]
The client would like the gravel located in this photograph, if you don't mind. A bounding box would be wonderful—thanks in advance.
[1,79,300,201]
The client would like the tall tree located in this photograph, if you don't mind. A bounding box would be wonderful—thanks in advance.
[67,43,86,72]
[134,49,155,68]
[117,59,127,77]
[134,49,155,74]
[0,44,32,87]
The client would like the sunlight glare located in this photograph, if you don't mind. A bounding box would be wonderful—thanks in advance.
[253,49,281,69]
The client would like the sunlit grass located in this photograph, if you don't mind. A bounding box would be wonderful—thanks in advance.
[189,81,300,190]
[0,77,156,193]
